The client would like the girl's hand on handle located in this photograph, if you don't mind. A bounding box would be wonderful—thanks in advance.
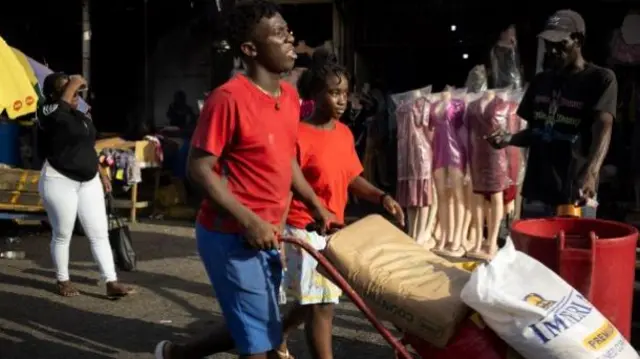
[313,207,338,235]
[382,195,405,227]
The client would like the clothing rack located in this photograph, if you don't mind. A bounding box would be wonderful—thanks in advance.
[94,137,162,223]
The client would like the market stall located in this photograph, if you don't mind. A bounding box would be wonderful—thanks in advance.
[0,35,44,220]
[94,136,163,223]
[0,35,164,223]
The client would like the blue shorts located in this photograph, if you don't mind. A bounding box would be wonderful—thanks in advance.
[196,224,283,355]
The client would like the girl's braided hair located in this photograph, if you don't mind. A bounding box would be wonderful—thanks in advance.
[297,48,349,100]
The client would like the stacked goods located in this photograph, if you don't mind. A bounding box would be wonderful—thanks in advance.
[324,215,470,347]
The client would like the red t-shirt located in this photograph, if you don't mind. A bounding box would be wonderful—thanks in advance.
[287,121,363,228]
[191,74,299,233]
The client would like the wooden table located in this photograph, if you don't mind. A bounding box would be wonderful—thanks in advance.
[95,137,162,223]
[0,166,45,219]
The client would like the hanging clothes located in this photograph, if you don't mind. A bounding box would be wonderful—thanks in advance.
[99,148,141,188]
[611,29,640,65]
[505,100,524,203]
[467,96,511,196]
[429,98,467,173]
[396,96,432,207]
[300,99,314,120]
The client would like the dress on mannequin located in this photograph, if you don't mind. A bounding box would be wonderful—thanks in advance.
[396,97,431,205]
[430,97,467,173]
[611,12,640,65]
[468,95,511,197]
[394,89,437,248]
[467,92,510,259]
[430,93,467,257]
[504,98,524,216]
[459,93,484,252]
[300,99,314,120]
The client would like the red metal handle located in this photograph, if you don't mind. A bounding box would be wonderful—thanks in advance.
[557,230,596,300]
[280,236,413,359]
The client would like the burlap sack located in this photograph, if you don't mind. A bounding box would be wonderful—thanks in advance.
[323,214,470,347]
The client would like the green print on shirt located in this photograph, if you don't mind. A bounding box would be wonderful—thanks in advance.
[533,111,582,127]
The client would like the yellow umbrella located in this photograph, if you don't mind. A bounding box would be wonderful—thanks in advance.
[11,48,39,88]
[0,36,38,119]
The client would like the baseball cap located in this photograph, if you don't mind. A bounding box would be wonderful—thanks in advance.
[538,10,586,43]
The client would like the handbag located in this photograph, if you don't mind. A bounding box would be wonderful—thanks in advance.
[106,194,137,271]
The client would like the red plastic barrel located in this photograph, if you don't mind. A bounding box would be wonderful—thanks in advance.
[511,218,638,339]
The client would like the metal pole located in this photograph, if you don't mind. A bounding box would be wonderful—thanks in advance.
[143,0,149,126]
[82,0,91,98]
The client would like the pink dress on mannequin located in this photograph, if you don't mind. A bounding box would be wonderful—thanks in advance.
[300,99,314,120]
[396,97,432,207]
[505,102,522,188]
[468,96,510,194]
[429,99,467,172]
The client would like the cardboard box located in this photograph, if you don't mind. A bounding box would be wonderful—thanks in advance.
[324,214,470,347]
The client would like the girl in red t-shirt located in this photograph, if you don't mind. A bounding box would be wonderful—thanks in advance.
[277,51,404,359]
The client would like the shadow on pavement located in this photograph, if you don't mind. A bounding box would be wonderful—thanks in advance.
[0,280,191,358]
[23,265,215,318]
[18,230,199,271]
[0,326,115,359]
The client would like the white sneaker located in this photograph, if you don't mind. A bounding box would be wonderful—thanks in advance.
[154,340,171,359]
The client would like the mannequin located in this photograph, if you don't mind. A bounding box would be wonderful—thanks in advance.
[506,91,526,219]
[465,65,488,93]
[429,90,467,257]
[467,90,511,259]
[611,10,640,65]
[394,88,437,249]
[459,93,484,252]
[489,24,523,89]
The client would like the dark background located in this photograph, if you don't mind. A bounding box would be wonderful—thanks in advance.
[0,0,635,129]
[349,0,634,92]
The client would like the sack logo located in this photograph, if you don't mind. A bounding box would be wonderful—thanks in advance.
[524,293,556,310]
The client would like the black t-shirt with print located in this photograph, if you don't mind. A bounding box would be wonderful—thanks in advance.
[516,63,617,206]
[37,100,99,182]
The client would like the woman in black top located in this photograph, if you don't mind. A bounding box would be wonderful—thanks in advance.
[37,73,133,298]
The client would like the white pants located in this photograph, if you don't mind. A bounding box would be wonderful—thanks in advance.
[39,162,117,282]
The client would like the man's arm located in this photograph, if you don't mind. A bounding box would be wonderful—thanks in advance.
[585,70,617,177]
[290,159,325,214]
[509,79,537,148]
[508,128,534,148]
[349,176,385,203]
[585,113,613,177]
[187,90,259,229]
[187,148,258,229]
[61,75,85,104]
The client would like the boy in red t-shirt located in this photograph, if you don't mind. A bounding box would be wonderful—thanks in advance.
[154,1,332,358]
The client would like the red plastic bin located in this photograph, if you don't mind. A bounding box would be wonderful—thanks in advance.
[510,218,638,339]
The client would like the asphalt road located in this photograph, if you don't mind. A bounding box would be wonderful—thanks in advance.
[2,218,640,358]
[0,221,395,359]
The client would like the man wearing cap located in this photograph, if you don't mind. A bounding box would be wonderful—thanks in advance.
[488,10,617,218]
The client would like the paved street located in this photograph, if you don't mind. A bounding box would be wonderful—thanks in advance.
[0,221,395,359]
[3,218,640,358]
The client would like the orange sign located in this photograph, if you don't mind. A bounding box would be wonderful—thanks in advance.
[25,96,34,106]
[13,100,22,111]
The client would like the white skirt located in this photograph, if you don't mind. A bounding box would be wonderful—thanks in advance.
[283,225,342,305]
